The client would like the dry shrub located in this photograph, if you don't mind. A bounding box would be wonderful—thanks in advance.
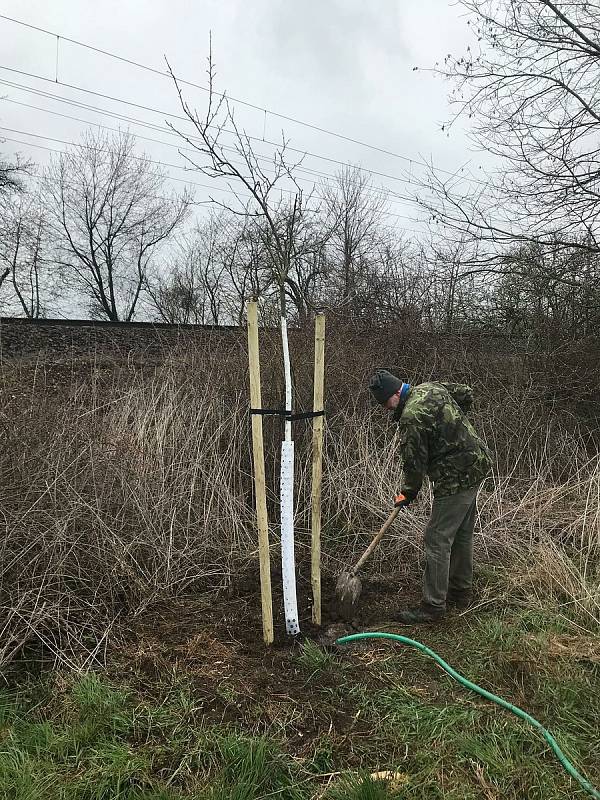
[0,327,599,666]
[1,348,256,667]
[486,452,600,629]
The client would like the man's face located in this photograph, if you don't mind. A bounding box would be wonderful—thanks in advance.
[384,391,401,411]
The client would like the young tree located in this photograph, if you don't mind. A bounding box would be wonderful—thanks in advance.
[168,47,324,635]
[44,129,191,321]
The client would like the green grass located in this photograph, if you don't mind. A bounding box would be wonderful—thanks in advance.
[0,607,598,799]
[325,773,402,799]
[296,639,339,677]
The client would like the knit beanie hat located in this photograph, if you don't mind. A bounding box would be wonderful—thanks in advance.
[368,369,403,405]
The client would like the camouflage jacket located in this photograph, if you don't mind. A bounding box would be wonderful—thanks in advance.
[393,382,492,500]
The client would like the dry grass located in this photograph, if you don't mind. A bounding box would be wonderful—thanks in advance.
[0,335,599,668]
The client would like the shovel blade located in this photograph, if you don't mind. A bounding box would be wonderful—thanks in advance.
[335,571,363,621]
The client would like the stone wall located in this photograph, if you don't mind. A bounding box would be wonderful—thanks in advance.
[0,317,243,361]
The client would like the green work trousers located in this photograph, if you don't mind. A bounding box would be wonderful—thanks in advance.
[422,485,480,610]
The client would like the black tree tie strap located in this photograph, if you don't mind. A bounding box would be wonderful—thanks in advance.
[250,408,325,422]
[287,410,325,421]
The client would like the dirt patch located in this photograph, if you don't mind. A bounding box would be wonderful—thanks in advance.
[118,562,422,662]
[109,564,428,749]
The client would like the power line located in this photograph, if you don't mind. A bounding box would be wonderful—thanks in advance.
[0,65,438,194]
[0,76,447,221]
[0,12,487,185]
[0,63,489,201]
[0,134,245,201]
[4,137,426,238]
[0,128,430,231]
[0,124,314,199]
[4,126,422,222]
[0,95,422,213]
[3,136,427,237]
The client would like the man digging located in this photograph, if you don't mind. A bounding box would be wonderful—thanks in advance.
[369,370,492,624]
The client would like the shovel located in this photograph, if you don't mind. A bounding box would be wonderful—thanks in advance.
[335,506,401,620]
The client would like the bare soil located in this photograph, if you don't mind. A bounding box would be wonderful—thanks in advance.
[108,563,442,752]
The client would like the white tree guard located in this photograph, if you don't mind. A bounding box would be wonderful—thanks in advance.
[279,317,300,635]
[280,440,300,635]
[281,317,293,443]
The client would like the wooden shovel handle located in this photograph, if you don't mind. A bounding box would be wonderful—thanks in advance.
[351,506,401,574]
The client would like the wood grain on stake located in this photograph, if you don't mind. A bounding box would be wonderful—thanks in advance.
[311,314,325,626]
[247,301,274,644]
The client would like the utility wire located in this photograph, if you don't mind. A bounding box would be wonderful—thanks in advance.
[6,138,426,237]
[0,129,429,231]
[0,12,487,185]
[0,66,425,193]
[0,95,422,212]
[0,133,246,199]
[0,65,488,195]
[0,72,468,226]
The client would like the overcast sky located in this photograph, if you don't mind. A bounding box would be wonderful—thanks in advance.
[0,1,484,237]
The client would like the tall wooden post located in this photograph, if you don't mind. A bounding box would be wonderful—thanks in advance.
[311,314,325,625]
[247,300,274,644]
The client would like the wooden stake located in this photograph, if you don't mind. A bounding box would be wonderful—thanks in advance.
[247,301,274,645]
[311,314,325,626]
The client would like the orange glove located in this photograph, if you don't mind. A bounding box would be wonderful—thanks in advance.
[393,493,410,509]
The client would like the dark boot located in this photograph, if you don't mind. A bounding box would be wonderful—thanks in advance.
[394,604,446,624]
[447,589,473,610]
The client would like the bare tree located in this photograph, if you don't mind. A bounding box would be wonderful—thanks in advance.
[0,147,29,197]
[417,1,600,268]
[369,240,432,328]
[0,146,31,303]
[320,166,390,317]
[166,46,323,322]
[149,211,300,326]
[44,129,191,321]
[149,262,206,325]
[149,214,231,325]
[0,192,50,318]
[484,240,600,337]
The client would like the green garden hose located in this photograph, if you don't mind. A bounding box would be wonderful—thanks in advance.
[336,632,600,799]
